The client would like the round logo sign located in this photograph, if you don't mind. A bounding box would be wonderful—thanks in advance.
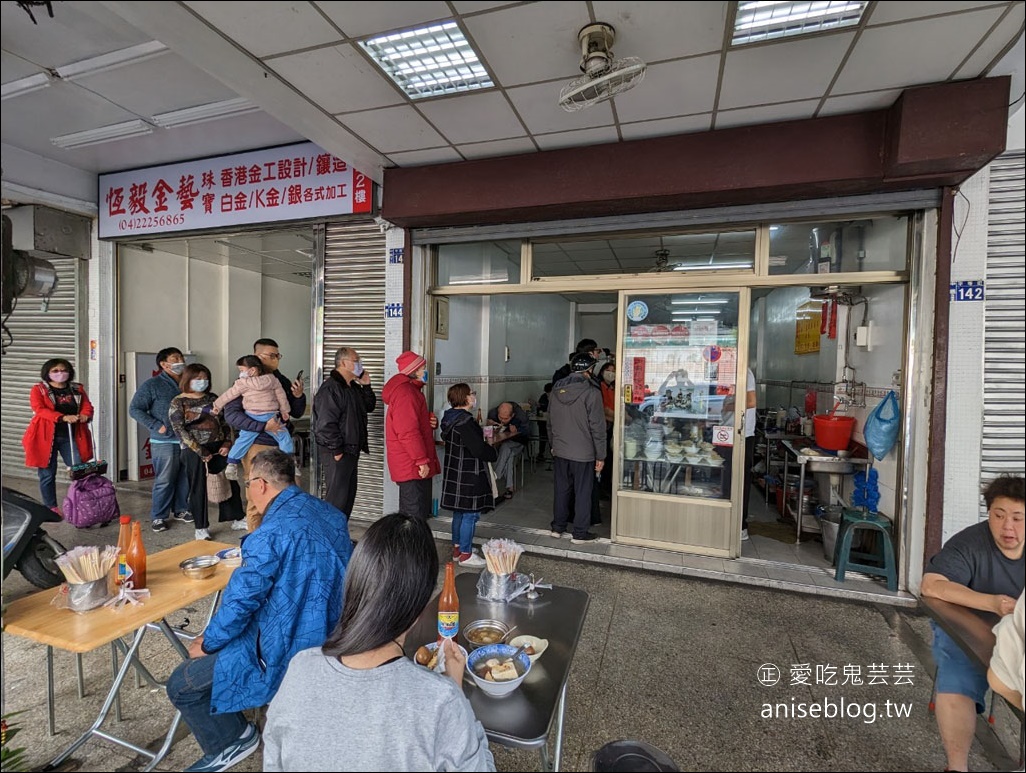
[626,301,649,322]
[703,345,722,363]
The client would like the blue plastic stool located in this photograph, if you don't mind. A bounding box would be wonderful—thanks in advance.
[833,510,897,591]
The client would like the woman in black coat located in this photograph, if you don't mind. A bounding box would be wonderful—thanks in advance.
[439,383,496,568]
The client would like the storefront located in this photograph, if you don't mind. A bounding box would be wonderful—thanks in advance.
[96,141,388,520]
[380,77,1009,591]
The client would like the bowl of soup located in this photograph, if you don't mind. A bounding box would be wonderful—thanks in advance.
[462,619,509,650]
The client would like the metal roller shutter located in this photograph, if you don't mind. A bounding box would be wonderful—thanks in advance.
[981,151,1025,510]
[1,257,82,478]
[320,220,387,520]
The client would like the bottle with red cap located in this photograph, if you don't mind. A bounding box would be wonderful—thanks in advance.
[115,515,132,586]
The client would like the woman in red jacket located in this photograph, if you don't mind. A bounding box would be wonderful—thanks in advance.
[22,358,94,512]
[382,351,441,521]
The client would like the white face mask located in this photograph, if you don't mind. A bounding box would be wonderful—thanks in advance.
[238,370,250,379]
[168,362,186,375]
[190,379,209,392]
[603,371,616,384]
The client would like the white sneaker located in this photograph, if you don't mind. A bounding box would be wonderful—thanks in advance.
[230,520,248,531]
[458,552,486,568]
[549,531,564,539]
[195,528,211,541]
[741,528,750,541]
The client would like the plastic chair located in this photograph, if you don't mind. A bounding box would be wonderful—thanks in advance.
[833,510,897,591]
[592,740,679,772]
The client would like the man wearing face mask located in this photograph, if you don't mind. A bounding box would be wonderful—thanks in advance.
[312,346,377,519]
[129,347,192,532]
[382,351,441,521]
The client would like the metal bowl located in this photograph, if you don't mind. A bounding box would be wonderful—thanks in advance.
[462,619,510,650]
[179,555,220,580]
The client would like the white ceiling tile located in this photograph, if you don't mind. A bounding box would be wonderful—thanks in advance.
[316,1,451,38]
[833,9,1005,93]
[818,89,902,117]
[457,137,537,159]
[270,45,404,113]
[0,1,151,69]
[715,99,819,129]
[387,147,465,166]
[465,2,591,87]
[867,2,1003,25]
[956,5,1026,79]
[591,1,728,59]
[72,52,238,117]
[186,1,343,58]
[340,106,447,152]
[1,81,136,148]
[506,81,615,134]
[451,2,514,13]
[417,92,525,144]
[620,114,712,140]
[534,126,619,150]
[719,33,855,109]
[612,55,721,122]
[1,51,46,83]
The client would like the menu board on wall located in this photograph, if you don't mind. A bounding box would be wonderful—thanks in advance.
[794,300,823,355]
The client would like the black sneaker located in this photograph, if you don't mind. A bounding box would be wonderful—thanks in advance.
[152,518,168,532]
[570,532,598,544]
[173,511,195,523]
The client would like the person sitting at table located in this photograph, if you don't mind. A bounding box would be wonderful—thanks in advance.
[921,474,1025,773]
[486,401,530,501]
[987,592,1024,712]
[263,512,495,772]
[166,449,353,773]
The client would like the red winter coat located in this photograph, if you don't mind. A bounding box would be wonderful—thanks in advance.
[382,373,440,484]
[23,382,95,468]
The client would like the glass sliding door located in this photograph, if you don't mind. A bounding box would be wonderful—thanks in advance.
[613,290,748,556]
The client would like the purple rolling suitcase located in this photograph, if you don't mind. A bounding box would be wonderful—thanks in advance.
[62,425,119,528]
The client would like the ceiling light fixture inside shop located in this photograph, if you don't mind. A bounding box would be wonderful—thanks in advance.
[732,1,869,46]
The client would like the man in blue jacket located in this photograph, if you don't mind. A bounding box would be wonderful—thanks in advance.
[128,347,191,533]
[166,449,352,773]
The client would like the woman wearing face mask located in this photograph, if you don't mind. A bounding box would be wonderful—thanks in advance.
[168,364,247,540]
[382,351,441,521]
[597,361,617,498]
[23,358,95,513]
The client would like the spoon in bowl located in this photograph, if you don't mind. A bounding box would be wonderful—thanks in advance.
[499,625,519,644]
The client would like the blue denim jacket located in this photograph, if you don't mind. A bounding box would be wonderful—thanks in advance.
[129,372,183,441]
[204,486,352,714]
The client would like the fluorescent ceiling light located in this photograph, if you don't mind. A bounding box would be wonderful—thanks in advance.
[672,262,753,272]
[1,72,51,101]
[51,119,153,149]
[733,1,868,46]
[671,299,729,305]
[153,98,259,129]
[673,309,722,315]
[359,21,493,99]
[56,41,168,80]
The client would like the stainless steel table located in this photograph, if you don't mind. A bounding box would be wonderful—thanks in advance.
[405,572,589,772]
[780,439,873,544]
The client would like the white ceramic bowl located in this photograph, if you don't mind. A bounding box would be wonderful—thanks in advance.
[706,457,725,467]
[685,455,702,465]
[508,635,548,663]
[466,644,532,697]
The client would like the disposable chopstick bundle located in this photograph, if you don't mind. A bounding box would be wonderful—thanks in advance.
[482,538,524,574]
[55,545,119,584]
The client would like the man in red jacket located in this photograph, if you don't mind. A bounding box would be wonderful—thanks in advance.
[382,351,441,520]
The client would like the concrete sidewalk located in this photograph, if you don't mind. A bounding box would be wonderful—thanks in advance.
[1,476,1020,771]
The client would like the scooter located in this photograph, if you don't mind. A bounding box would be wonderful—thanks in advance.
[2,487,66,589]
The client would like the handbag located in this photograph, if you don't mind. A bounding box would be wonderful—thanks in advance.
[486,462,500,500]
[863,390,901,460]
[206,461,232,503]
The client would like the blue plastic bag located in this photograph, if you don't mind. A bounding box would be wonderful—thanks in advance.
[864,390,900,460]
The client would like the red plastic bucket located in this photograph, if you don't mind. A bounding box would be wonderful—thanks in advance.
[814,415,856,450]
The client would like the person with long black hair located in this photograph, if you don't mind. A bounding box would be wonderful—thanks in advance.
[264,513,494,772]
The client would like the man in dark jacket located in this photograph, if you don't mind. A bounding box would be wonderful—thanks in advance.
[312,346,377,519]
[222,338,307,531]
[548,353,606,544]
[551,338,603,385]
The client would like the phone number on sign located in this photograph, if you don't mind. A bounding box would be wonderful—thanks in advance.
[117,214,186,231]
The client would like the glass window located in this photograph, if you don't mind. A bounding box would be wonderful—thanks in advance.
[533,230,756,278]
[437,240,520,286]
[768,215,909,275]
[620,292,741,501]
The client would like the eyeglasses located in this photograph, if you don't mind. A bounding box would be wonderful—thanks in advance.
[245,477,266,488]
[260,352,283,360]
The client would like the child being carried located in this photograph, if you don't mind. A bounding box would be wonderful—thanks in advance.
[208,355,293,479]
